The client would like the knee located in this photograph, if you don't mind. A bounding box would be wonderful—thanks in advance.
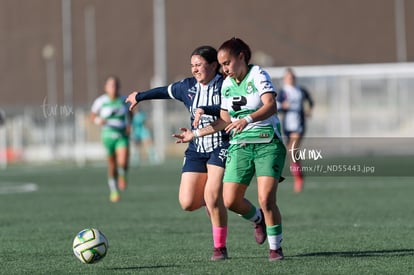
[204,191,220,208]
[179,198,199,212]
[223,195,238,211]
[258,196,276,212]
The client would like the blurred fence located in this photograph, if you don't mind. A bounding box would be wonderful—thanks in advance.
[266,62,414,138]
[1,62,414,168]
[0,100,188,168]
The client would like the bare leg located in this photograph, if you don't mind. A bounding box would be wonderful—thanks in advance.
[115,146,129,190]
[222,182,251,215]
[178,172,207,211]
[107,154,119,202]
[204,165,227,227]
[107,155,117,181]
[288,133,304,192]
[257,176,280,226]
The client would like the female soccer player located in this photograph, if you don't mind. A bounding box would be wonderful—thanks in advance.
[277,68,314,192]
[125,46,229,261]
[90,76,130,203]
[174,38,286,261]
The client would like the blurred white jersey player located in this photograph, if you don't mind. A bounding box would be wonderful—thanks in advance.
[277,68,314,193]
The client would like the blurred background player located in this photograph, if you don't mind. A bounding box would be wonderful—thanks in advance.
[277,68,314,193]
[174,38,286,261]
[125,45,229,261]
[131,109,158,165]
[90,75,131,202]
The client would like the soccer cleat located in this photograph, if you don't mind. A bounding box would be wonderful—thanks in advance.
[269,248,284,261]
[110,191,120,203]
[254,209,267,244]
[118,176,127,191]
[211,247,228,261]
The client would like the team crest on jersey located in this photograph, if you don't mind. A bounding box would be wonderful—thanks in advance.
[246,82,255,94]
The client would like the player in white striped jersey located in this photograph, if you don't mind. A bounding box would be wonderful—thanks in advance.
[277,68,314,192]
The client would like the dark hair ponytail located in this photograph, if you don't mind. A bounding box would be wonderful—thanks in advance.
[218,37,251,65]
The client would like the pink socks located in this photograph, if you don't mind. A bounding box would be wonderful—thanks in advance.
[212,226,227,248]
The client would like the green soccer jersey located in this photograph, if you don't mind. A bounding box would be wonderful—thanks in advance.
[221,65,282,144]
[91,94,130,135]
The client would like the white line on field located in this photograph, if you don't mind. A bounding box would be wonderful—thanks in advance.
[0,182,39,194]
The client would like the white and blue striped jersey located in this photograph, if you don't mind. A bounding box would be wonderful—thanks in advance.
[135,74,229,153]
[276,84,314,135]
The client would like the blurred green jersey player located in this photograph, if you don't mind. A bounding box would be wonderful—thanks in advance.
[90,75,130,202]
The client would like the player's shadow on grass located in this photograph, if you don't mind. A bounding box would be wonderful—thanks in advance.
[293,248,414,258]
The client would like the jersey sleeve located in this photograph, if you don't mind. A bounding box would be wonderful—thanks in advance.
[91,96,102,114]
[220,78,231,111]
[221,96,230,111]
[301,86,314,108]
[135,86,172,102]
[276,90,286,112]
[198,105,221,116]
[167,78,196,102]
[254,68,276,96]
[276,89,286,103]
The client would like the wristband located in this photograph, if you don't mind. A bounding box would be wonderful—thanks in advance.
[192,129,200,139]
[244,115,253,123]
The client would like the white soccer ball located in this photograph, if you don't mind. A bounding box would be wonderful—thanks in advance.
[73,228,108,264]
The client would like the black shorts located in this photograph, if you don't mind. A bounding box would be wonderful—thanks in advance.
[182,145,228,173]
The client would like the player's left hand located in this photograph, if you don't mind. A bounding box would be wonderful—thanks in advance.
[125,92,138,111]
[192,108,204,128]
[172,128,194,143]
[224,118,248,134]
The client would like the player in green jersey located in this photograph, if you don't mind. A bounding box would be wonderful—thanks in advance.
[90,76,130,202]
[174,38,286,261]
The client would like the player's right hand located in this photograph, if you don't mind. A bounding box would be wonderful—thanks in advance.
[172,128,194,143]
[125,92,138,111]
[94,116,106,126]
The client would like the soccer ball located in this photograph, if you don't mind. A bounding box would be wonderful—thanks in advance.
[73,228,108,264]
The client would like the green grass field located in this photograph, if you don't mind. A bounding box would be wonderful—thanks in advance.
[0,157,413,274]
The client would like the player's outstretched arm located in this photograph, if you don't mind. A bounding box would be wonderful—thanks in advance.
[126,86,172,112]
[125,92,138,111]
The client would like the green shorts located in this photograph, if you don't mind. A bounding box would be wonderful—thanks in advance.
[102,130,129,156]
[223,138,286,185]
